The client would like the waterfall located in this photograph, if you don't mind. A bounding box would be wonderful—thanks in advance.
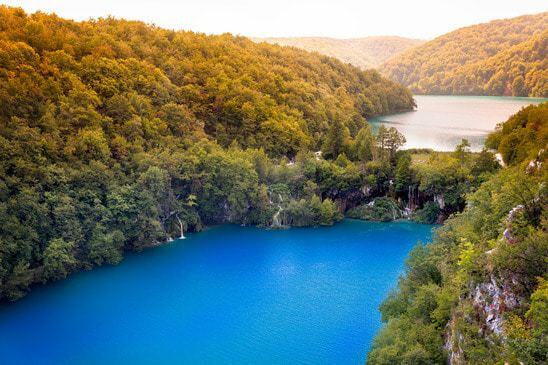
[404,185,418,218]
[434,194,445,209]
[408,185,419,210]
[175,214,186,239]
[268,189,285,228]
[407,186,412,210]
[272,204,283,228]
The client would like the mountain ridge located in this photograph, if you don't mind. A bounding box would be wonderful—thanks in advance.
[380,12,548,97]
[252,35,425,69]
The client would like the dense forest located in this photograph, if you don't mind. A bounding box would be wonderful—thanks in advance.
[381,13,548,97]
[1,4,546,365]
[0,6,416,157]
[0,6,503,302]
[253,36,424,69]
[368,103,547,364]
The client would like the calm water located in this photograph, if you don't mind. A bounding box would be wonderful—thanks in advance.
[370,95,547,151]
[0,220,434,365]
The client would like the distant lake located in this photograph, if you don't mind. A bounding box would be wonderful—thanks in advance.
[370,95,547,151]
[0,220,433,365]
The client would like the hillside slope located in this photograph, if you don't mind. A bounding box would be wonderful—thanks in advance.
[368,103,548,364]
[0,7,415,157]
[381,13,548,97]
[0,6,416,301]
[253,36,424,69]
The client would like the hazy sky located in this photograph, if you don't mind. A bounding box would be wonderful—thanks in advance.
[3,0,547,39]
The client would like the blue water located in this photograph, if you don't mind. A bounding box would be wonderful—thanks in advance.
[0,220,434,365]
[370,95,547,151]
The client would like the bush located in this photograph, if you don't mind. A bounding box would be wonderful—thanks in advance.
[413,201,441,224]
[347,197,401,222]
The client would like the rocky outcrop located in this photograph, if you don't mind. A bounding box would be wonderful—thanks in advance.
[434,194,445,209]
[445,316,465,365]
[327,184,373,212]
[445,274,524,364]
[525,149,544,174]
[503,204,524,243]
[471,275,521,336]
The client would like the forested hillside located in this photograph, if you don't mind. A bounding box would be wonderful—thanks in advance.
[0,6,419,301]
[381,13,548,97]
[368,103,548,364]
[0,6,415,157]
[253,36,424,69]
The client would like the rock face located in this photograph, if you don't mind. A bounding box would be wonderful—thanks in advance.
[434,194,445,209]
[503,204,524,243]
[472,275,521,336]
[334,184,372,212]
[445,317,465,365]
[445,274,523,364]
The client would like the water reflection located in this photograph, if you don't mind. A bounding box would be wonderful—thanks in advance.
[369,95,546,151]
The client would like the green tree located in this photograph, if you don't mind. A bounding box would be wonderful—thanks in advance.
[322,119,350,160]
[320,198,342,225]
[89,226,124,266]
[3,261,33,301]
[394,152,412,197]
[353,124,375,162]
[453,138,471,162]
[526,278,548,335]
[376,126,406,161]
[43,238,76,281]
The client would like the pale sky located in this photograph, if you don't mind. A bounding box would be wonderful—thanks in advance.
[3,0,547,39]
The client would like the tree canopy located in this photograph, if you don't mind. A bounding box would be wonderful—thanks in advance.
[0,5,417,301]
[381,13,548,97]
[0,6,415,157]
[368,103,548,364]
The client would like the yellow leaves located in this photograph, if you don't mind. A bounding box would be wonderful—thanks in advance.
[505,314,531,340]
[0,40,39,70]
[72,128,111,162]
[381,13,548,97]
[185,194,197,207]
[0,4,415,162]
[257,116,311,157]
[457,238,477,269]
[456,238,483,286]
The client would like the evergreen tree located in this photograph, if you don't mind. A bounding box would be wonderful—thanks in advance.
[322,119,350,159]
[353,124,375,162]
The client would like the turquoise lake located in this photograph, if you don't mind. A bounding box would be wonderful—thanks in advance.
[370,95,546,151]
[0,220,434,364]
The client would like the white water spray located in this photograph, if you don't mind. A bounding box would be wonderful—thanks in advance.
[175,214,186,239]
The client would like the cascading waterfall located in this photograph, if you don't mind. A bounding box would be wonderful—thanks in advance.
[404,185,418,218]
[175,214,186,239]
[272,205,283,227]
[268,190,285,228]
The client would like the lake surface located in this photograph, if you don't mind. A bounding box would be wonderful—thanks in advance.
[0,220,433,365]
[370,95,546,151]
